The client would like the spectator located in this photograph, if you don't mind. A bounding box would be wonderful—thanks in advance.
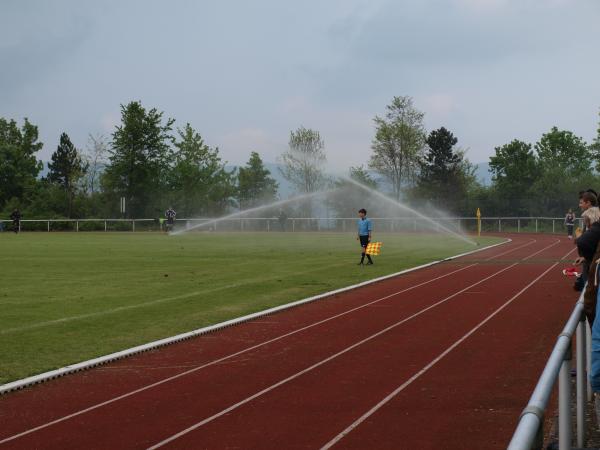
[10,209,21,234]
[577,207,600,324]
[575,191,598,291]
[565,209,575,239]
[278,209,288,232]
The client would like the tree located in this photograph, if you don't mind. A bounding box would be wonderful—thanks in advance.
[102,101,174,217]
[415,127,472,213]
[348,166,377,189]
[327,166,378,217]
[535,126,591,177]
[169,123,235,216]
[47,132,88,217]
[237,151,278,209]
[279,126,326,216]
[0,117,43,209]
[83,134,108,195]
[369,96,426,200]
[532,127,592,215]
[489,139,539,215]
[589,109,600,171]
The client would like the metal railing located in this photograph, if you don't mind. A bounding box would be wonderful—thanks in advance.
[508,294,592,450]
[0,216,583,233]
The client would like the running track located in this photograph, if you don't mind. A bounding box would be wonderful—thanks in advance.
[0,234,579,449]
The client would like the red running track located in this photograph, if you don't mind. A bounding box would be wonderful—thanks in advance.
[0,234,579,449]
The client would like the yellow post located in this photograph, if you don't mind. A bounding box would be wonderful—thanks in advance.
[476,208,481,237]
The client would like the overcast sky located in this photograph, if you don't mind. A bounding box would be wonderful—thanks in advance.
[1,0,599,169]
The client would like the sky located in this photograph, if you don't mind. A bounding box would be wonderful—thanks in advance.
[1,0,599,169]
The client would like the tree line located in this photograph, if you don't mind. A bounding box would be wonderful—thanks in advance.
[1,97,599,220]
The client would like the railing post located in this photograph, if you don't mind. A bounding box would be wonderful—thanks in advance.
[292,219,295,232]
[132,220,135,232]
[413,219,417,232]
[498,219,501,232]
[518,219,521,233]
[552,219,555,234]
[104,220,107,232]
[558,344,572,450]
[535,219,538,233]
[47,220,50,232]
[576,316,586,448]
[76,221,79,232]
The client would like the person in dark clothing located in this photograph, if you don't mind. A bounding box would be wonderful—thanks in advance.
[357,208,373,265]
[576,208,600,317]
[278,209,288,232]
[575,192,599,291]
[565,209,575,239]
[165,207,176,232]
[10,209,21,233]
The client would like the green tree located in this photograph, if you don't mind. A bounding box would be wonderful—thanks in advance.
[589,109,600,170]
[102,101,174,217]
[416,127,469,212]
[535,126,591,176]
[369,96,426,200]
[0,118,43,209]
[169,123,235,216]
[47,132,88,217]
[237,151,278,209]
[532,127,592,215]
[489,140,539,215]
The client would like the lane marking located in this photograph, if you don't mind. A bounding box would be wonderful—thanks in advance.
[145,240,560,449]
[0,238,537,445]
[321,244,575,449]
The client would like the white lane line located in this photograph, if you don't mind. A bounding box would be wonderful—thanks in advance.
[145,240,558,449]
[0,238,535,446]
[320,244,575,450]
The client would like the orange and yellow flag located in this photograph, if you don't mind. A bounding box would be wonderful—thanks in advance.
[365,242,382,256]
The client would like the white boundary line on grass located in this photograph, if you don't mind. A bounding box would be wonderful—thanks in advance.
[0,238,511,396]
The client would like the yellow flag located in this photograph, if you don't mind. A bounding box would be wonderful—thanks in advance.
[365,242,382,256]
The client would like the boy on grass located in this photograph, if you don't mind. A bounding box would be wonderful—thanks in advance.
[357,208,373,265]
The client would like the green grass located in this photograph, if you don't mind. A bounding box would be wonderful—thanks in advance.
[0,231,502,384]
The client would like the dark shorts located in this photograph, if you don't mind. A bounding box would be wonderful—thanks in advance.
[167,218,174,225]
[359,235,370,248]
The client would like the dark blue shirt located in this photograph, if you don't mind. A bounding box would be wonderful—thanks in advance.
[357,218,372,236]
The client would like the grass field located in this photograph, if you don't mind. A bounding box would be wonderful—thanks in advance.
[0,231,501,384]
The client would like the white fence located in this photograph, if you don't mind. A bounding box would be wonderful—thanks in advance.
[0,216,581,233]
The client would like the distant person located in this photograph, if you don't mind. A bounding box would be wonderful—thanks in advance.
[10,209,21,234]
[278,209,288,232]
[565,208,575,239]
[357,208,373,265]
[165,207,176,232]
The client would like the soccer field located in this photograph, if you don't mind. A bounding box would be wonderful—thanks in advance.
[0,231,501,384]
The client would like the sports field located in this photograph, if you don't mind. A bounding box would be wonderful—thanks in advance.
[0,231,499,384]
